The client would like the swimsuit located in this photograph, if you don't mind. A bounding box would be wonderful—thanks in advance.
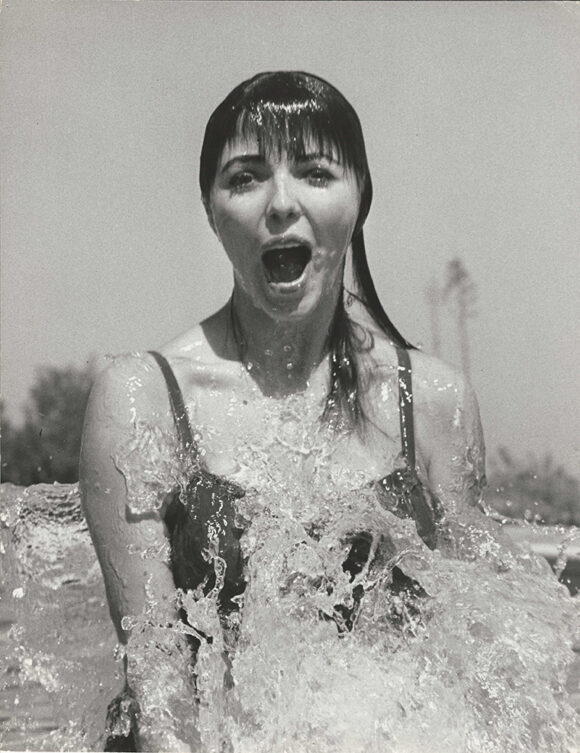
[148,347,441,604]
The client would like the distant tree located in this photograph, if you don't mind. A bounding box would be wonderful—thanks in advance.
[486,447,580,526]
[1,365,93,485]
[443,258,477,378]
[424,278,442,357]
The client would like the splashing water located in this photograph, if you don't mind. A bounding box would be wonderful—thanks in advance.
[1,406,579,752]
[179,497,580,753]
[117,397,580,753]
[0,484,119,751]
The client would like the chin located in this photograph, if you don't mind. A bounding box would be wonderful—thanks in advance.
[261,289,329,323]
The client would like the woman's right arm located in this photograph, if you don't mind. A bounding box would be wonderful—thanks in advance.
[79,355,199,752]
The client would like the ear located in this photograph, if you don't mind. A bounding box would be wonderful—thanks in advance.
[202,196,218,237]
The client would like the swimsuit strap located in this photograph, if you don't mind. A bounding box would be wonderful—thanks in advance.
[396,347,416,469]
[147,350,196,452]
[148,346,416,468]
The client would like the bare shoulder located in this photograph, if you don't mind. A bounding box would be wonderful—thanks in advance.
[406,349,479,424]
[83,306,230,456]
[367,335,485,508]
[88,310,222,418]
[85,351,173,432]
[363,329,480,423]
[80,351,179,501]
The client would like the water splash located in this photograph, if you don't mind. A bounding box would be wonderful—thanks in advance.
[1,400,579,752]
[0,484,119,751]
[198,491,578,753]
[111,406,580,753]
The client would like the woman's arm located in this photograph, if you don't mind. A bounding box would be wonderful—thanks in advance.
[414,356,527,567]
[417,364,487,517]
[80,355,199,751]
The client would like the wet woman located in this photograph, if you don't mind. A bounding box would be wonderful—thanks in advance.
[80,71,488,751]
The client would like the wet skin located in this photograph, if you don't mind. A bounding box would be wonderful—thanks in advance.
[208,136,360,322]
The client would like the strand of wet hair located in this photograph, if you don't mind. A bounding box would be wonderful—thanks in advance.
[351,231,416,351]
[322,286,367,432]
[228,295,247,365]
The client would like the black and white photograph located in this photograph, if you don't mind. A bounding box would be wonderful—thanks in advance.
[1,2,579,751]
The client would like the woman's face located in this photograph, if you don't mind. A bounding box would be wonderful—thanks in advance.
[207,134,361,321]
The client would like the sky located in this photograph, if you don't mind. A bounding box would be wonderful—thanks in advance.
[1,0,579,478]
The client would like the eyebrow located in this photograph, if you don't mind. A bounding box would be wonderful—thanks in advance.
[296,151,338,164]
[220,151,338,174]
[220,154,264,174]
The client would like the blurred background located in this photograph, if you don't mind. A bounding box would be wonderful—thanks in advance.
[1,0,579,523]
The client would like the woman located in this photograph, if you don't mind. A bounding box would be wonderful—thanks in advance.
[80,72,571,753]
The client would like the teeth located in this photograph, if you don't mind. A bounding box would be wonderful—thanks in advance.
[262,245,311,284]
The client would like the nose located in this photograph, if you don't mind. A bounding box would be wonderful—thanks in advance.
[266,170,300,226]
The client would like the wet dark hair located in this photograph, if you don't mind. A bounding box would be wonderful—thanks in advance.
[199,71,414,429]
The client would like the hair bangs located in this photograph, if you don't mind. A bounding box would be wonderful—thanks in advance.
[200,71,371,202]
[226,100,356,174]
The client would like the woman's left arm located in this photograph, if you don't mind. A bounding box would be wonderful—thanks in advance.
[416,364,487,517]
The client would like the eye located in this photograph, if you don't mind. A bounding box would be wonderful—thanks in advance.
[304,166,333,187]
[228,171,256,193]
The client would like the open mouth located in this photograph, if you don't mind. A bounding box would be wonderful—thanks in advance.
[261,245,312,284]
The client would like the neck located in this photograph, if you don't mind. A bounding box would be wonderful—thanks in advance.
[229,287,342,398]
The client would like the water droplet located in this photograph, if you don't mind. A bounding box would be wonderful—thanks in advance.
[121,615,135,631]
